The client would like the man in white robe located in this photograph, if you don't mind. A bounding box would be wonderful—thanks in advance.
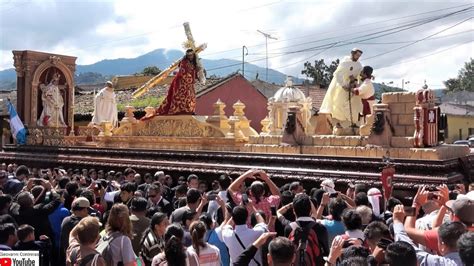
[319,48,363,128]
[90,81,118,128]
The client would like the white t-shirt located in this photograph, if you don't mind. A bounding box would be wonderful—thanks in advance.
[108,234,136,265]
[186,243,221,266]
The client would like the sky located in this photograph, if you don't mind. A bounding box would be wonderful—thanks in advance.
[0,0,473,90]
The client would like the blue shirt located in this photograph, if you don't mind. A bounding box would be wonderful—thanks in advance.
[208,228,230,266]
[320,219,346,244]
[48,203,70,248]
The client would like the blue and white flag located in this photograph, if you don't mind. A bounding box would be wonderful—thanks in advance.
[7,100,26,145]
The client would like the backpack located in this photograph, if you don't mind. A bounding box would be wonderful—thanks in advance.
[70,247,101,266]
[96,232,121,266]
[288,221,321,266]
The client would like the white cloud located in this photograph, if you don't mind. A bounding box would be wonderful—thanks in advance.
[0,0,472,88]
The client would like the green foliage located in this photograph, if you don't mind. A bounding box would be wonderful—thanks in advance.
[140,66,162,76]
[117,96,164,111]
[375,84,404,99]
[301,58,340,88]
[444,58,474,92]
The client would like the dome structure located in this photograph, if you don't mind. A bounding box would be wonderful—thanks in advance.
[273,77,306,102]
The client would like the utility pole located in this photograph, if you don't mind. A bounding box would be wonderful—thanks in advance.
[257,30,278,82]
[242,45,248,78]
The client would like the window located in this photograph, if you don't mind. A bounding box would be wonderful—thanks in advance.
[469,128,474,138]
[459,129,463,140]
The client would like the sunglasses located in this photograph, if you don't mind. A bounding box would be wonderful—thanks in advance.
[148,194,158,198]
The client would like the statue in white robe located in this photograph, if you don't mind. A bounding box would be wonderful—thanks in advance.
[90,81,118,128]
[319,49,363,128]
[37,73,66,127]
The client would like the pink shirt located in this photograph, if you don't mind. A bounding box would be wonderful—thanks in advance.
[231,192,280,231]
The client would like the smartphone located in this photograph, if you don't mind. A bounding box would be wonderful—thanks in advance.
[427,192,438,200]
[404,206,416,216]
[271,206,277,216]
[207,193,217,201]
[242,193,249,205]
[329,192,339,198]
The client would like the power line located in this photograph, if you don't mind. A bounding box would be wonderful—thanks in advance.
[233,6,472,60]
[201,3,474,57]
[364,17,473,60]
[353,29,473,45]
[375,40,473,70]
[207,6,472,72]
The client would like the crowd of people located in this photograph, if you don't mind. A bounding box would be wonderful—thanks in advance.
[0,163,472,266]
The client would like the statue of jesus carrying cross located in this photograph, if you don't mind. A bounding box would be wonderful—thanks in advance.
[133,22,207,117]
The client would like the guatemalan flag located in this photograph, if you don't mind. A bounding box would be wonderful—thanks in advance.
[7,100,26,145]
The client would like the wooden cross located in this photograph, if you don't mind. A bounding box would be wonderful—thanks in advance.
[132,22,207,98]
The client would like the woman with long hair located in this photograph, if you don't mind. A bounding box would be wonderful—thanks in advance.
[140,212,169,266]
[100,203,137,266]
[187,221,221,266]
[151,224,198,266]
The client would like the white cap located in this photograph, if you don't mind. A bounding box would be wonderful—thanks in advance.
[321,179,335,193]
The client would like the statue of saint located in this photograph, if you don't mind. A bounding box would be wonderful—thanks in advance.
[37,72,66,127]
[154,49,203,116]
[90,81,118,128]
[319,48,363,129]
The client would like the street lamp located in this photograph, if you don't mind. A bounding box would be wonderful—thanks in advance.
[242,45,248,78]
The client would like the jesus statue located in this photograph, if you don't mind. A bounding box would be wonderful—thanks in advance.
[155,49,202,115]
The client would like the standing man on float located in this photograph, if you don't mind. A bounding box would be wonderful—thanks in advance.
[320,48,363,130]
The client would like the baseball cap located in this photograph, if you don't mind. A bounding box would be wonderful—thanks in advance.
[72,197,91,210]
[321,178,336,193]
[446,197,474,225]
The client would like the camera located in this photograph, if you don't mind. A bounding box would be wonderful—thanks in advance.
[271,206,277,216]
[207,192,217,201]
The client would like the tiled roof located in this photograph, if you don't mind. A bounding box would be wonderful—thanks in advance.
[439,103,474,116]
[195,75,231,96]
[297,85,328,110]
[250,79,281,99]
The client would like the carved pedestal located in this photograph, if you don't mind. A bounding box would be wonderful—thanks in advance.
[368,104,393,147]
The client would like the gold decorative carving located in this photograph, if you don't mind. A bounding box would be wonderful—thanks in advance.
[49,55,61,65]
[77,126,100,137]
[231,100,258,139]
[260,116,270,135]
[121,106,137,124]
[131,116,226,138]
[206,99,230,133]
[99,121,113,137]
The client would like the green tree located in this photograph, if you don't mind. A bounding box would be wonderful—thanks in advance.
[444,58,473,92]
[301,58,339,88]
[141,66,161,76]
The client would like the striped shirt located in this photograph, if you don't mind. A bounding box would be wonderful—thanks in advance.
[187,243,221,266]
[140,230,165,266]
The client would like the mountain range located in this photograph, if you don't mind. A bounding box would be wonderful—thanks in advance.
[0,48,297,90]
